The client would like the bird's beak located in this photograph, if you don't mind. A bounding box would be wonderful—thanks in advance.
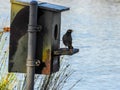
[70,30,73,32]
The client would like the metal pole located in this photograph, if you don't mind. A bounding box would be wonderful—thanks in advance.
[26,1,38,90]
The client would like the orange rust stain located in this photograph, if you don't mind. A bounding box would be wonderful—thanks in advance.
[42,49,51,75]
[3,27,10,32]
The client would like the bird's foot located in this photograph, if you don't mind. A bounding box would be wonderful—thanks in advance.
[69,49,73,53]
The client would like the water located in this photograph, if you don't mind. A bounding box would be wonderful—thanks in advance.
[1,0,120,90]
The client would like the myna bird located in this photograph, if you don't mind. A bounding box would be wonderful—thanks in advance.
[62,29,73,52]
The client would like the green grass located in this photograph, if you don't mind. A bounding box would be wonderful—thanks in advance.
[0,29,81,90]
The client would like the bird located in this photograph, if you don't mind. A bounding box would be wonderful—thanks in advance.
[62,29,73,52]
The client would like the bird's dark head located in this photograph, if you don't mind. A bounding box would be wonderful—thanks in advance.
[67,29,73,33]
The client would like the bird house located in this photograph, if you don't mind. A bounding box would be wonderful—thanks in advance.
[9,0,79,75]
[36,3,70,74]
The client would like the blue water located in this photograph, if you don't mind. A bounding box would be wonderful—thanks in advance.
[1,0,120,90]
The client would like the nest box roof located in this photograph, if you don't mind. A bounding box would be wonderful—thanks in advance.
[38,2,70,12]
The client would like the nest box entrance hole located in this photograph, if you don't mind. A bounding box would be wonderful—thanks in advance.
[54,24,58,40]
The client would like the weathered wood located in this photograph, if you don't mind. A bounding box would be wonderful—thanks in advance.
[9,0,70,75]
[54,48,79,56]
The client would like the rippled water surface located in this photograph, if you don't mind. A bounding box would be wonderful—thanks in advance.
[1,0,120,90]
